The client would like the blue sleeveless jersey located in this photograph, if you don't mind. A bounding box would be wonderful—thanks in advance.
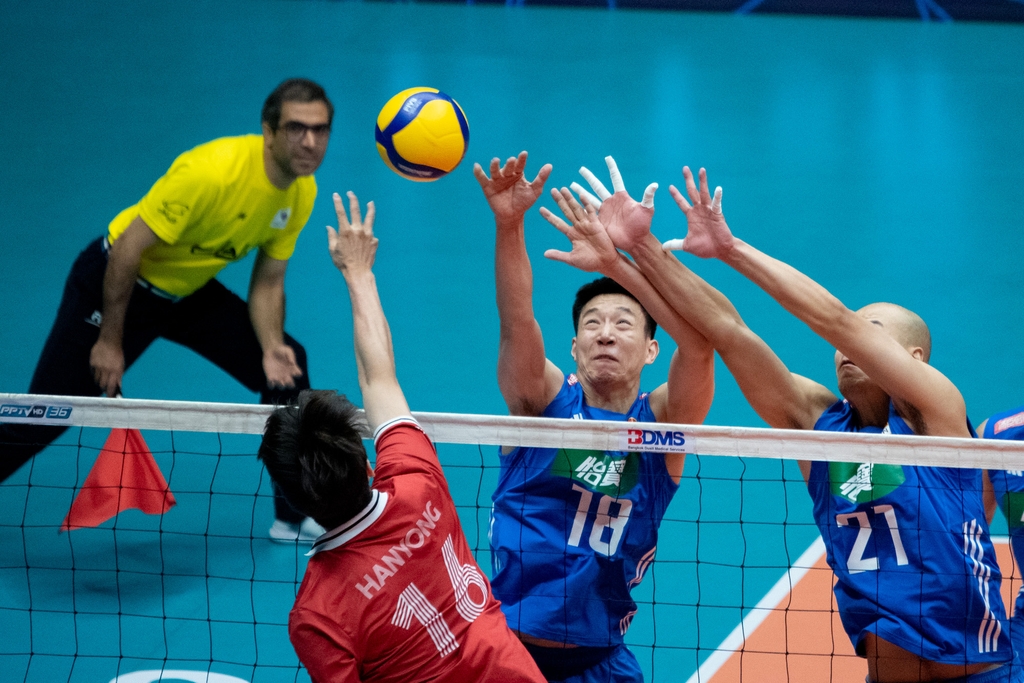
[983,405,1024,651]
[810,400,1010,665]
[489,374,679,647]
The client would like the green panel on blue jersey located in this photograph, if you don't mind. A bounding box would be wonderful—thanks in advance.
[829,462,906,504]
[550,449,639,496]
[1002,492,1024,530]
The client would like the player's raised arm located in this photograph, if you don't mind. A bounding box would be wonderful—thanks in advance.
[667,166,967,438]
[326,191,409,430]
[474,151,561,417]
[573,159,835,432]
[541,182,714,429]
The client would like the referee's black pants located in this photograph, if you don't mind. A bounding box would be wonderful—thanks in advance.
[0,236,309,524]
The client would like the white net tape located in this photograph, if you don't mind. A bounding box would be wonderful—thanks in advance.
[4,392,1024,469]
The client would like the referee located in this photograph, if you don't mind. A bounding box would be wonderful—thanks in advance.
[0,78,331,543]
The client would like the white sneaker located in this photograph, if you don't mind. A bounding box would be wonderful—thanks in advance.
[300,517,326,540]
[269,518,326,543]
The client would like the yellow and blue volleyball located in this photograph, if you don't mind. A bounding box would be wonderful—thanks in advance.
[374,87,469,182]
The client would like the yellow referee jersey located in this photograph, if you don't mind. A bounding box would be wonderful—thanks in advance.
[107,135,317,297]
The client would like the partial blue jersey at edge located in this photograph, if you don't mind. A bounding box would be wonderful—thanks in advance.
[810,400,1010,665]
[983,405,1024,649]
[489,373,679,647]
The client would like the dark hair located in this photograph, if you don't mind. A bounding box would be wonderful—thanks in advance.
[572,277,657,339]
[261,78,334,130]
[257,390,371,529]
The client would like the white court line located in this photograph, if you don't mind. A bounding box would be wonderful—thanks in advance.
[684,536,827,683]
[684,536,1017,683]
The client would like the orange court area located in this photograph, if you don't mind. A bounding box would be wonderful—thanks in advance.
[693,539,1021,683]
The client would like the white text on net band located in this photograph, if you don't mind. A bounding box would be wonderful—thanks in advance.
[2,393,1023,470]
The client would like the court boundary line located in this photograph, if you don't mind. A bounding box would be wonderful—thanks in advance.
[684,536,1018,683]
[684,536,827,683]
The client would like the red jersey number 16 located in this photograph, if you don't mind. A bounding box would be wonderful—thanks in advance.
[391,534,489,657]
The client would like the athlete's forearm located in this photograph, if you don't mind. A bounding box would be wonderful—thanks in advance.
[494,217,548,390]
[248,251,290,352]
[345,270,396,388]
[248,279,286,351]
[495,218,538,331]
[607,256,715,424]
[343,268,408,428]
[722,239,849,346]
[98,256,138,346]
[99,218,157,345]
[631,232,830,431]
[629,232,749,347]
[602,252,709,354]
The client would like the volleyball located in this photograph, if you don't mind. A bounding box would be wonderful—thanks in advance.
[374,87,469,182]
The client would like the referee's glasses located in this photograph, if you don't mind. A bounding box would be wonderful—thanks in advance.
[280,121,332,143]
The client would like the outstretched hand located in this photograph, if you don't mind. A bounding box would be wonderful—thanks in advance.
[473,151,552,224]
[327,191,377,276]
[663,167,733,259]
[540,187,625,275]
[572,156,657,252]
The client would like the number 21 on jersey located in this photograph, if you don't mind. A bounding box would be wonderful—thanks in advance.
[836,504,908,574]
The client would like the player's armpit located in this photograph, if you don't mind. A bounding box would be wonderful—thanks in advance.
[136,161,220,244]
[650,344,714,428]
[360,377,411,432]
[371,419,446,481]
[982,468,997,525]
[289,611,362,683]
[110,215,162,260]
[830,311,968,437]
[261,195,314,261]
[97,215,162,347]
[498,351,562,418]
[250,250,288,288]
[717,326,835,431]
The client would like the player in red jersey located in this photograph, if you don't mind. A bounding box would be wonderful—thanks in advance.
[257,191,546,683]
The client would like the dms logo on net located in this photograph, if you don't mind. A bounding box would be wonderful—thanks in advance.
[620,428,688,453]
[0,404,73,421]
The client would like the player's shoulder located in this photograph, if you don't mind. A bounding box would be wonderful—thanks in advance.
[289,173,318,212]
[983,405,1024,439]
[291,561,332,614]
[636,386,659,414]
[164,135,254,188]
[374,415,429,445]
[176,134,253,162]
[295,171,317,194]
[811,398,851,431]
[540,373,578,417]
[372,418,452,495]
[373,417,438,464]
[289,595,357,649]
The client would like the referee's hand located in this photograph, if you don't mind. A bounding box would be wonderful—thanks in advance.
[263,344,303,390]
[89,338,124,397]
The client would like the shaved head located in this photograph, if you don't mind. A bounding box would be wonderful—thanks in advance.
[857,302,932,362]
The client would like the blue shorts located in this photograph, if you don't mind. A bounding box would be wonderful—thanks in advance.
[522,642,642,683]
[1010,616,1024,671]
[866,657,1023,683]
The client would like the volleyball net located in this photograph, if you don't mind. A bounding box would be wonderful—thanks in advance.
[2,392,1023,683]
